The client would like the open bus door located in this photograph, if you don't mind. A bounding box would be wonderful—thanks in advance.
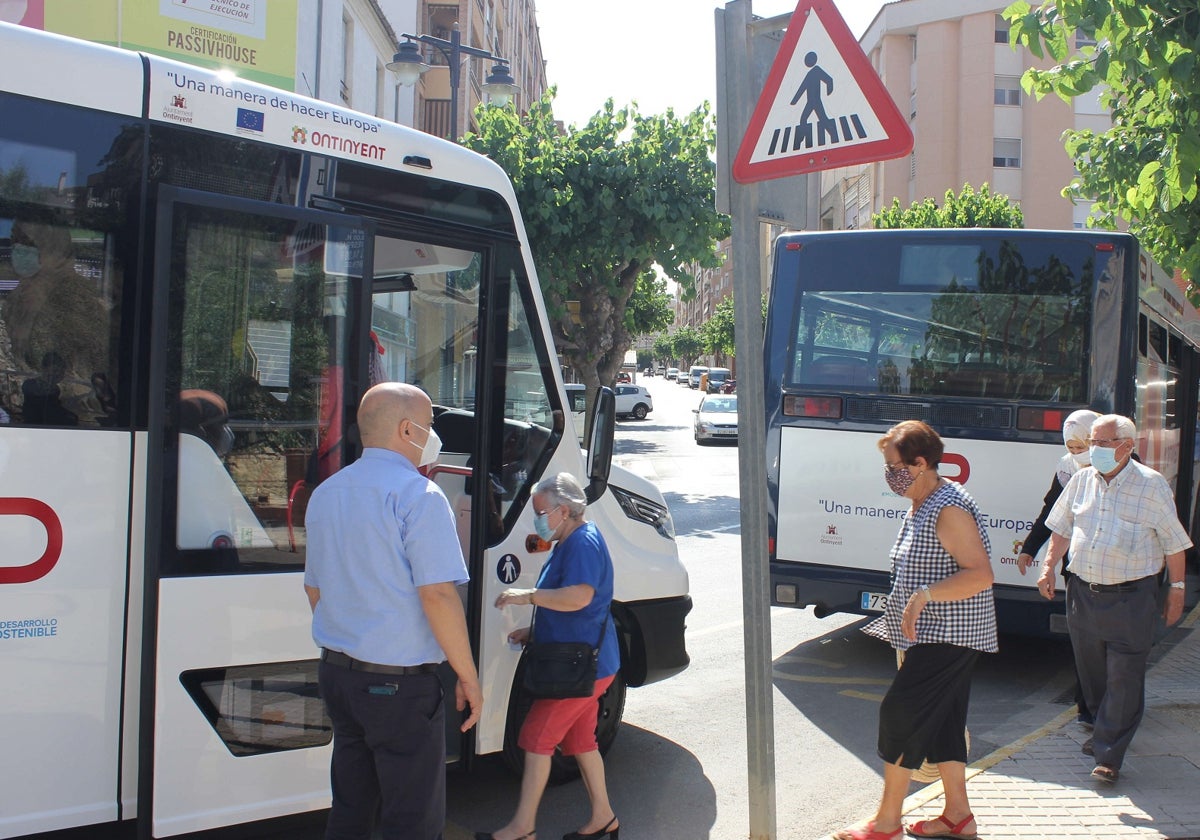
[142,187,373,837]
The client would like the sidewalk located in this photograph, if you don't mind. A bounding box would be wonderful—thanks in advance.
[897,605,1200,839]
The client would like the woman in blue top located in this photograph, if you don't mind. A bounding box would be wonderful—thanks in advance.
[478,473,620,840]
[835,421,996,840]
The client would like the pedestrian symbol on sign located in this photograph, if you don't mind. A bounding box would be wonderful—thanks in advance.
[497,553,521,585]
[733,0,912,183]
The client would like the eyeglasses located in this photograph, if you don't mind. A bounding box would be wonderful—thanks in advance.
[534,506,559,517]
[1087,438,1127,448]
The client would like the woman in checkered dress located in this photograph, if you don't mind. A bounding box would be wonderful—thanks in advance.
[834,420,996,840]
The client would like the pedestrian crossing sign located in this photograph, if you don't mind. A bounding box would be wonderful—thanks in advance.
[732,0,913,184]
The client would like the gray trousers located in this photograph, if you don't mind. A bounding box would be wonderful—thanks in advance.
[1066,574,1160,769]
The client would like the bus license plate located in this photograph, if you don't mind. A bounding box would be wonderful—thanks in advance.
[861,591,888,612]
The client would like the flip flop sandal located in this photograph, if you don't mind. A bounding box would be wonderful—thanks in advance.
[906,813,977,839]
[1092,764,1119,783]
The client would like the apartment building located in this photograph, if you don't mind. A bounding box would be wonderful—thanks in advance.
[404,0,547,139]
[819,0,1107,231]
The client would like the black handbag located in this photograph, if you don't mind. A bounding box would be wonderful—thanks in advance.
[521,609,609,699]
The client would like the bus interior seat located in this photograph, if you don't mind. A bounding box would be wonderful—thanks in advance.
[807,356,874,387]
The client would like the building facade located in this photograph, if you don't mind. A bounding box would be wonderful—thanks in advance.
[404,0,547,139]
[820,0,1105,230]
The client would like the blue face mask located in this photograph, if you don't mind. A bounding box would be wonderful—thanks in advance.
[1090,445,1121,474]
[534,511,557,541]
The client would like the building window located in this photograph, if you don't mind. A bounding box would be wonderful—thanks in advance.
[994,14,1009,44]
[994,76,1022,106]
[993,138,1021,168]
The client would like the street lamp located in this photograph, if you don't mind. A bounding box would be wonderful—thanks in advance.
[387,23,520,141]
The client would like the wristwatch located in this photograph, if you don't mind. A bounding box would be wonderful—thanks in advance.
[1169,580,1186,590]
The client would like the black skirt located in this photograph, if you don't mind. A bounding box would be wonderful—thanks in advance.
[878,643,979,768]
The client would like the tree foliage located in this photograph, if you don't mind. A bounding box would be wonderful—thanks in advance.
[669,325,704,367]
[462,93,730,391]
[698,294,768,363]
[1006,1,1200,286]
[872,183,1024,229]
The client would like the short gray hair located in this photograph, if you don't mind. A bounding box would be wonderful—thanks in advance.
[1093,413,1137,441]
[534,472,587,517]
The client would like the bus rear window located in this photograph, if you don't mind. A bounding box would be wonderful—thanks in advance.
[898,244,983,287]
[790,288,1088,402]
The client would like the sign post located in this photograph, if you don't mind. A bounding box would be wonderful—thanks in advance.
[716,2,912,837]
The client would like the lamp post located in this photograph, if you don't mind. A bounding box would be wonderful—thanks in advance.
[387,23,520,141]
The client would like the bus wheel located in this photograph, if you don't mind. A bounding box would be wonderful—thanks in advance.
[502,667,627,786]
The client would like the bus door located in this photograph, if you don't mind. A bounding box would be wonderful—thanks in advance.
[143,187,372,837]
[367,227,565,759]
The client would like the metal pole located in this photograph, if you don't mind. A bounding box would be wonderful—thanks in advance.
[449,25,462,141]
[718,1,776,837]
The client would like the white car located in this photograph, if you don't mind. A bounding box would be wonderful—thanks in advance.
[613,384,653,420]
[665,367,680,381]
[693,393,738,444]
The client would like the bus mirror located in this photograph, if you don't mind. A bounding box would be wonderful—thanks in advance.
[585,387,615,503]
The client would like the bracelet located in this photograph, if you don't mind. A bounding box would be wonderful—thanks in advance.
[529,589,538,606]
[921,585,933,604]
[1169,581,1185,590]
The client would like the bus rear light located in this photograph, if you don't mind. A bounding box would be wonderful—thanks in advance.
[785,242,802,251]
[775,584,799,604]
[784,395,842,418]
[1095,242,1115,252]
[1018,407,1066,432]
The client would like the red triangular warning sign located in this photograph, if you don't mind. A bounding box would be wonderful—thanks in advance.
[732,0,913,184]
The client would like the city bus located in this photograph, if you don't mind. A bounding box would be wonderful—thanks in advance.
[0,22,690,840]
[764,228,1200,638]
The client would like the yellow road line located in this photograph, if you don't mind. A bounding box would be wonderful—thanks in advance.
[772,673,893,686]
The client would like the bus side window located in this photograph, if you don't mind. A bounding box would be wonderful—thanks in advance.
[3,219,122,427]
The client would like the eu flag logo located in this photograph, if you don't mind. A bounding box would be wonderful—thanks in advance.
[236,108,265,132]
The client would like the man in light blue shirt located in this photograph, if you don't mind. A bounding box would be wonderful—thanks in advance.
[305,382,482,840]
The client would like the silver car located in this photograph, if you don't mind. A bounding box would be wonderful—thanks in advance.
[693,394,738,444]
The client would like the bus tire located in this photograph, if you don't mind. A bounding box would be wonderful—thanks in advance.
[501,666,627,786]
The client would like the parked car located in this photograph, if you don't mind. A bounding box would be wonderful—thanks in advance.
[666,367,680,381]
[616,370,632,384]
[687,365,709,389]
[613,384,653,420]
[694,393,738,443]
[705,367,731,393]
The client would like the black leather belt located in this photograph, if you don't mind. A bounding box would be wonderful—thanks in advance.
[321,649,440,675]
[1084,574,1156,593]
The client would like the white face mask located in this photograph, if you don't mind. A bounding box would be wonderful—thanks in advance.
[407,421,442,467]
[1070,450,1091,467]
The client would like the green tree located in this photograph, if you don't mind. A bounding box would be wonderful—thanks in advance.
[1006,1,1200,287]
[698,294,769,363]
[653,332,675,365]
[872,183,1024,229]
[463,94,730,392]
[670,325,704,367]
[626,272,674,337]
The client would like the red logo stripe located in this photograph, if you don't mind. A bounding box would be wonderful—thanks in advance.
[0,498,63,584]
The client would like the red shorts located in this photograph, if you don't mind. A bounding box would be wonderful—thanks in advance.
[518,674,616,756]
